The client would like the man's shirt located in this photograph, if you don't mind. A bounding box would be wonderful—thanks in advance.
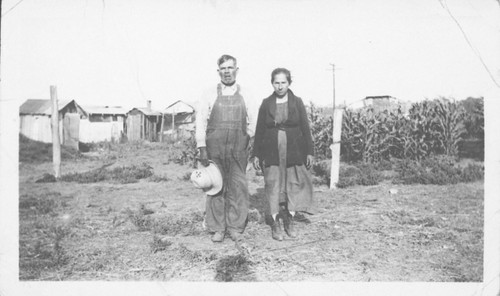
[195,83,259,149]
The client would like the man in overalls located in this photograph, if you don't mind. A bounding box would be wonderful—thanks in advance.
[195,55,257,243]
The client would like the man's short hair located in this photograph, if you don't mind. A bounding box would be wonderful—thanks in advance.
[217,54,237,67]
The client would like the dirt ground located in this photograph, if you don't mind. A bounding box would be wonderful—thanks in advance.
[18,143,484,282]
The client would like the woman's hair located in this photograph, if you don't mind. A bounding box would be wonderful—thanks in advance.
[217,54,237,67]
[271,68,292,84]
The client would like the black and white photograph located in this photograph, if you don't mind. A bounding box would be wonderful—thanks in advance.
[1,0,499,295]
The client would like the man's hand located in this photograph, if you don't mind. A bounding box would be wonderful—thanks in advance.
[253,157,261,171]
[198,147,209,167]
[306,155,314,170]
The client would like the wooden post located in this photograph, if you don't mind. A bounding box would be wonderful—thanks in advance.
[330,108,343,189]
[159,113,165,142]
[50,85,61,178]
[172,112,175,140]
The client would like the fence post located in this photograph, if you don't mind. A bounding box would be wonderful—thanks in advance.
[159,113,165,142]
[50,85,61,178]
[330,108,343,189]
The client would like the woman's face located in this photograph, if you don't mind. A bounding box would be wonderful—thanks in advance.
[272,73,290,98]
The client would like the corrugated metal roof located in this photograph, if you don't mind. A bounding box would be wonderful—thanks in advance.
[82,105,128,115]
[19,99,73,115]
[129,107,162,116]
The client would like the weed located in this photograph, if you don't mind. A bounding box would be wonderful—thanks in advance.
[150,235,172,253]
[60,163,153,184]
[35,173,57,183]
[215,254,254,282]
[312,160,331,185]
[126,208,154,231]
[152,212,204,236]
[149,174,170,182]
[180,172,192,181]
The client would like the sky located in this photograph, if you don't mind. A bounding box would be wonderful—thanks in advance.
[1,0,499,111]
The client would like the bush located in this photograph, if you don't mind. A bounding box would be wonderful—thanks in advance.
[356,163,383,186]
[311,160,383,188]
[460,163,484,182]
[393,155,482,185]
[163,133,198,167]
[311,160,331,185]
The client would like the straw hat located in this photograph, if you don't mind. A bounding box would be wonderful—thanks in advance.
[190,161,223,196]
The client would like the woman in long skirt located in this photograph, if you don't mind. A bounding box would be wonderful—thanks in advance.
[252,68,315,241]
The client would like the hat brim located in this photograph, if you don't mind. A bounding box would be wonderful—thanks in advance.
[203,161,223,196]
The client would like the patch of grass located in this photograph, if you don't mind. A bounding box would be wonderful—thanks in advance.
[19,192,71,280]
[149,174,170,182]
[60,163,153,184]
[215,254,255,282]
[150,235,173,253]
[126,208,154,231]
[19,134,83,163]
[19,192,68,215]
[152,211,205,236]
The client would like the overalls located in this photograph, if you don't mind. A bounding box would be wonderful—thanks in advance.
[205,84,250,233]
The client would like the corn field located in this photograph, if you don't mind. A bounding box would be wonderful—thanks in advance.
[308,97,483,163]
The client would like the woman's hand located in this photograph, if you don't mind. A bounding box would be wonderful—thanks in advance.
[306,155,314,170]
[253,157,261,171]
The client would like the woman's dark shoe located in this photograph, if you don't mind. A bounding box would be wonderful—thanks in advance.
[271,219,284,241]
[283,213,297,238]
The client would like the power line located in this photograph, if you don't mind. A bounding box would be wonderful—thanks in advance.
[2,0,27,17]
[439,0,500,88]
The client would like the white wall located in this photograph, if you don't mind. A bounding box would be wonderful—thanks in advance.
[79,119,124,143]
[19,115,63,143]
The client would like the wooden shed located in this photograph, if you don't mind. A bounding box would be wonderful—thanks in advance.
[19,99,85,146]
[126,104,163,142]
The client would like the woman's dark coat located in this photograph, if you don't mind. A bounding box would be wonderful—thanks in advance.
[252,90,314,167]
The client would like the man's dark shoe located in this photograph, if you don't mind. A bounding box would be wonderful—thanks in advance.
[271,218,284,241]
[228,230,243,242]
[211,231,225,242]
[283,213,297,238]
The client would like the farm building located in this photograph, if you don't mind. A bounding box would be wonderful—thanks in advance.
[79,105,127,143]
[348,95,411,114]
[19,99,85,146]
[161,100,195,141]
[126,101,163,142]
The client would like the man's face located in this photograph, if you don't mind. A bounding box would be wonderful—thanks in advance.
[218,59,238,85]
[272,73,290,98]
